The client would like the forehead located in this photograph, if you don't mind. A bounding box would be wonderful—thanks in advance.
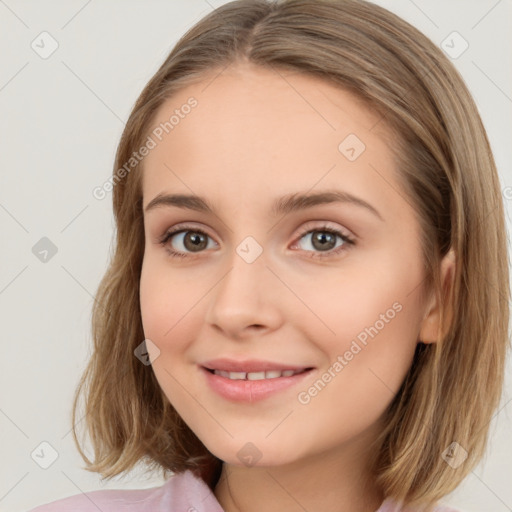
[141,63,399,212]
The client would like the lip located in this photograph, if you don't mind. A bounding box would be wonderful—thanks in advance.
[200,365,316,403]
[201,358,313,373]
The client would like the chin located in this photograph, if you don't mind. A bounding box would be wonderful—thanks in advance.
[205,438,303,469]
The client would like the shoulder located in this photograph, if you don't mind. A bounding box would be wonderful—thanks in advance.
[26,481,169,512]
[26,469,224,512]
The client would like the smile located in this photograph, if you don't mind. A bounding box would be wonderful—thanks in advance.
[201,366,315,402]
[210,369,307,380]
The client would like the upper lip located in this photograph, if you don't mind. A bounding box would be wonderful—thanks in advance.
[201,358,314,373]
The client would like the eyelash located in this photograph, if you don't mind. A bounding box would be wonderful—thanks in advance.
[158,223,355,260]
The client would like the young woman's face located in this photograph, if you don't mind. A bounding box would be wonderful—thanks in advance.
[139,63,433,467]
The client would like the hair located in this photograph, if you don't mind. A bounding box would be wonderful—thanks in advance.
[71,0,510,509]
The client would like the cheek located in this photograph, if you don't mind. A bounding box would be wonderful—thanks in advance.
[294,252,424,384]
[139,256,221,382]
[139,258,195,357]
[139,262,201,408]
[293,285,421,442]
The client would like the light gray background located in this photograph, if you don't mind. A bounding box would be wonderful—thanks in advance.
[0,1,511,511]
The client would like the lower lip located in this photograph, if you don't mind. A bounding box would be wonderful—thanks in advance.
[200,366,315,403]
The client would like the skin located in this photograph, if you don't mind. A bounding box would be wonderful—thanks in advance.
[139,61,455,512]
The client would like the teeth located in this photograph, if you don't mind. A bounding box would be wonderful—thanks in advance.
[264,370,283,379]
[213,369,304,380]
[247,371,266,381]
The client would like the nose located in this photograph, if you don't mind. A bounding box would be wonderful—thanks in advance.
[203,247,283,340]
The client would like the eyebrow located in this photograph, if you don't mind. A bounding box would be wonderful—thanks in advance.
[144,190,384,221]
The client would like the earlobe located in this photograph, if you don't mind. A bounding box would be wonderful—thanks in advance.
[418,248,456,344]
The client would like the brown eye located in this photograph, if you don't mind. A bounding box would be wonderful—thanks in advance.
[292,225,355,259]
[159,227,217,258]
[309,231,338,251]
[181,231,209,252]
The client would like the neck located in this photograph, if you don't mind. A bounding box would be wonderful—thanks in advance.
[213,424,385,512]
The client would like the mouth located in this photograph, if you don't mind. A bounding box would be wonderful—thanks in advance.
[200,365,316,403]
[203,367,314,380]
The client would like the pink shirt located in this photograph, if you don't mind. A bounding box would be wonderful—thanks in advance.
[27,469,462,512]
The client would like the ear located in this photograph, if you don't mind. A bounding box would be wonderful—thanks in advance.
[419,248,456,344]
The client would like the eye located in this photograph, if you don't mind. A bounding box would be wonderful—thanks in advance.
[291,224,355,259]
[158,222,355,260]
[158,226,217,259]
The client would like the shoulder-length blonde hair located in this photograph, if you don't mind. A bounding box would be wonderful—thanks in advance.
[72,0,510,508]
